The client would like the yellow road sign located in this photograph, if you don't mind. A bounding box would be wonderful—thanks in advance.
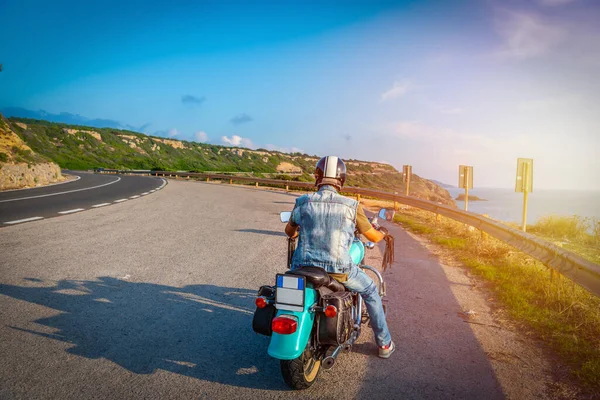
[458,165,473,189]
[402,165,412,183]
[402,165,412,196]
[515,158,533,193]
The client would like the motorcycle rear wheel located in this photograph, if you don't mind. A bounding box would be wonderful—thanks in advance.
[280,347,321,390]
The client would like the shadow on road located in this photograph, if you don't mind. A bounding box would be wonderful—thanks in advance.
[0,277,286,390]
[235,229,287,237]
[355,223,505,399]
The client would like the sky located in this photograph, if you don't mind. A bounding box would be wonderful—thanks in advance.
[1,0,599,190]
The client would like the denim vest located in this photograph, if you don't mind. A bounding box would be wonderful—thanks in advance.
[290,185,358,274]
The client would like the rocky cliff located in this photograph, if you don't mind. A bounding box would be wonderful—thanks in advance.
[0,115,64,190]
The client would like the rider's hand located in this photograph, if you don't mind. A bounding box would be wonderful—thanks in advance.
[378,226,389,235]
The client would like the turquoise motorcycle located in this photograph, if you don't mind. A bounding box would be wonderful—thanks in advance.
[252,209,394,390]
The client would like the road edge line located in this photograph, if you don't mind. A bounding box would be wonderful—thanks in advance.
[4,216,44,225]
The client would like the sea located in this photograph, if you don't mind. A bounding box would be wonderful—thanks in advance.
[444,187,600,225]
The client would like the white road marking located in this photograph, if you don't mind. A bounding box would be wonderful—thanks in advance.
[58,208,85,214]
[114,199,128,203]
[0,177,122,203]
[141,192,150,195]
[153,179,167,191]
[129,195,140,199]
[166,291,253,314]
[92,203,110,208]
[4,216,44,225]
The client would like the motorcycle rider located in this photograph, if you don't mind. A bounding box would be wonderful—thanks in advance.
[284,156,395,358]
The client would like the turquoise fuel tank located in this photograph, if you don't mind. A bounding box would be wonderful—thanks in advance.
[349,238,365,265]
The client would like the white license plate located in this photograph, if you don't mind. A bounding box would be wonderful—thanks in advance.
[275,274,306,312]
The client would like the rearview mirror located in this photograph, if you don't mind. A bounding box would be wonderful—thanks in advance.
[378,208,395,221]
[280,211,292,223]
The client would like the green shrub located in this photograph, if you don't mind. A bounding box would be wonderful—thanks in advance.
[434,236,467,249]
[0,152,7,162]
[530,215,589,240]
[590,218,600,245]
[393,214,433,234]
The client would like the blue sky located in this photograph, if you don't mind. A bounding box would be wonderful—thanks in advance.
[1,0,599,189]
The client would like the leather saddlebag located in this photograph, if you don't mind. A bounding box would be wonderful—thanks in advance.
[252,285,276,336]
[317,291,353,345]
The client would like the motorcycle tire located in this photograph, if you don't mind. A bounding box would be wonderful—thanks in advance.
[280,347,321,390]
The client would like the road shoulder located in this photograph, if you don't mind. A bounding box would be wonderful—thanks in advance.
[408,231,580,399]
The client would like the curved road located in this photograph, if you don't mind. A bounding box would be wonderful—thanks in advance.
[0,180,548,399]
[0,171,165,226]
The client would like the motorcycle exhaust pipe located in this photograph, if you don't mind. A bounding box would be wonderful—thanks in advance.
[322,345,343,370]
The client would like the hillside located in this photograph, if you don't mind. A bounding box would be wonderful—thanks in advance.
[7,117,455,205]
[429,179,456,189]
[0,115,64,190]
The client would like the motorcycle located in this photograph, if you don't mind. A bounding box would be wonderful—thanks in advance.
[252,208,395,390]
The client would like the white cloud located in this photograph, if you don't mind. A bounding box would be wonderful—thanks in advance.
[494,10,567,59]
[389,121,502,150]
[535,0,576,6]
[381,80,411,102]
[194,131,208,142]
[167,128,179,138]
[265,144,305,154]
[221,135,255,148]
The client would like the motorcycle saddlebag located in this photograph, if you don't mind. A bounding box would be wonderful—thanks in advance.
[252,285,276,336]
[317,291,353,346]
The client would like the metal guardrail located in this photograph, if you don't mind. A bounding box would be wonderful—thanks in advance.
[100,169,600,297]
[340,188,600,297]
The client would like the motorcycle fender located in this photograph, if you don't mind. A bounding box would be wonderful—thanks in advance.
[267,287,317,360]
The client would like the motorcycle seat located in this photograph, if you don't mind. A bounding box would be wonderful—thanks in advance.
[286,267,346,293]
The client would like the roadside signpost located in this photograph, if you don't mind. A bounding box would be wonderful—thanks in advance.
[458,165,473,211]
[515,158,533,232]
[402,165,412,196]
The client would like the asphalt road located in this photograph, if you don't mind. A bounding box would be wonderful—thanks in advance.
[0,171,165,226]
[0,180,506,399]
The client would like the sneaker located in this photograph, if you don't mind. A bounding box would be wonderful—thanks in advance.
[378,341,395,359]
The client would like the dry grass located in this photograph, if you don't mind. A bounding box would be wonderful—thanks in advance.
[0,120,35,163]
[357,198,396,210]
[528,215,600,264]
[530,215,599,242]
[388,206,600,395]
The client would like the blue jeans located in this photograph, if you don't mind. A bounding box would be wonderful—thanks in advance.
[343,266,392,347]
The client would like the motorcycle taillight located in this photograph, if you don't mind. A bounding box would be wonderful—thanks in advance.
[272,315,298,335]
[324,305,337,318]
